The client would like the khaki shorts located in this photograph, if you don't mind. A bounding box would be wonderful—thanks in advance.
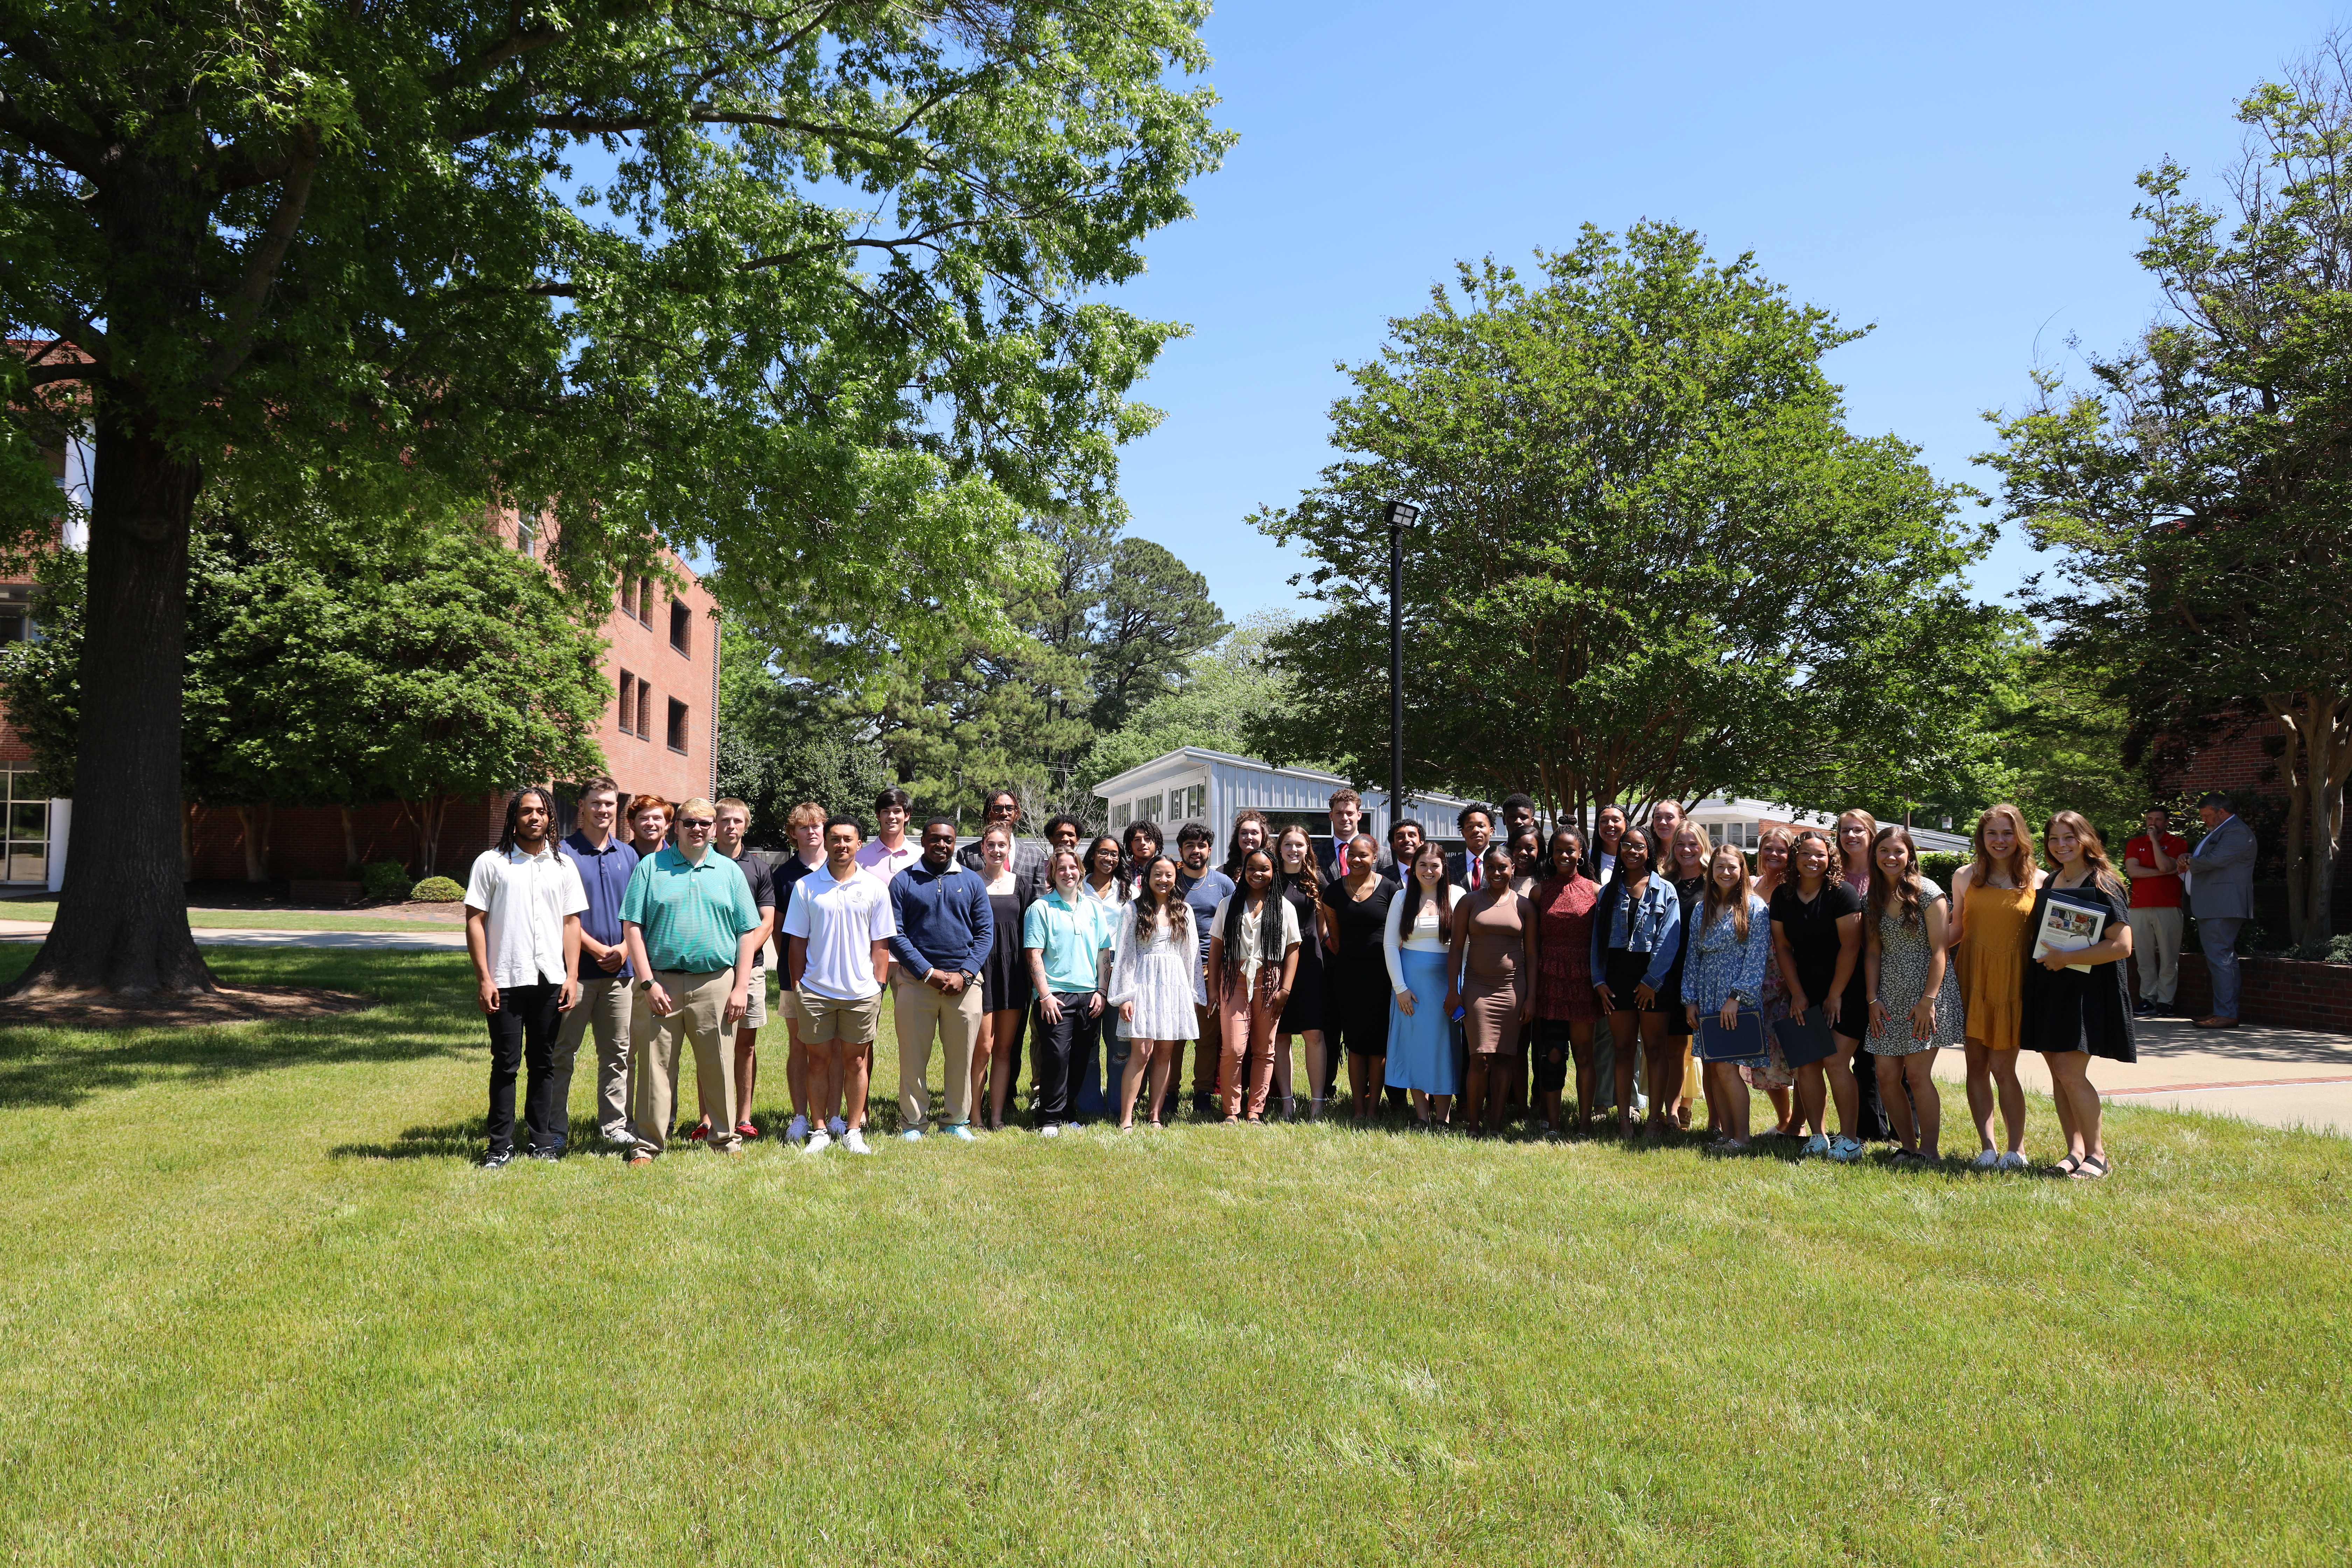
[797,985,882,1044]
[738,964,768,1030]
[773,983,798,1026]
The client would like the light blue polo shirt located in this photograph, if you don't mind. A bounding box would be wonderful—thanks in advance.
[620,845,760,973]
[1022,890,1115,993]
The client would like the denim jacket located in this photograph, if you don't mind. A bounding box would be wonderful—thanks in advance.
[1683,896,1772,1014]
[1590,875,1682,992]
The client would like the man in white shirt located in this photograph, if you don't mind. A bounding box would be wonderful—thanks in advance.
[464,786,587,1168]
[853,786,920,881]
[784,815,897,1154]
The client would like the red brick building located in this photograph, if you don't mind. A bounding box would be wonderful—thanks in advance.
[2,435,719,888]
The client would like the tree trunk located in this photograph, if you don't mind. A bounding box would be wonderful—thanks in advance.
[339,804,358,873]
[181,802,198,883]
[6,414,213,996]
[236,802,274,883]
[2295,691,2348,956]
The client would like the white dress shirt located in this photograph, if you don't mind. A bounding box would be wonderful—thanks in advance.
[464,843,589,989]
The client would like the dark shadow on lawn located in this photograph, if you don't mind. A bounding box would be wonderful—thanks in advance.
[0,947,479,1112]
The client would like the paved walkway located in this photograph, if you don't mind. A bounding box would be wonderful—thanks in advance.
[0,919,466,951]
[1928,1014,2352,1137]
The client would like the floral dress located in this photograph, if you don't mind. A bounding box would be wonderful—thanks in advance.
[1867,893,1966,1057]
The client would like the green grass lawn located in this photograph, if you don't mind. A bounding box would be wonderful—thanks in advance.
[0,902,461,933]
[1,947,2346,1565]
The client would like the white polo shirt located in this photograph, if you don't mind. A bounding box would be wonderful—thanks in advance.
[782,862,897,1000]
[464,842,589,989]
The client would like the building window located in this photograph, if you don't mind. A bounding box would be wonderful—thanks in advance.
[638,681,655,742]
[666,697,689,755]
[1,768,48,884]
[617,671,637,735]
[517,518,536,558]
[669,598,691,655]
[1111,800,1132,831]
[1715,821,1758,850]
[1185,784,1206,820]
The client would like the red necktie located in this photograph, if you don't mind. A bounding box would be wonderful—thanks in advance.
[1470,857,1482,890]
[1336,842,1349,875]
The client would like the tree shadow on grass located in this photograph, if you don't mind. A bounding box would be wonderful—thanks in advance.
[0,946,479,1112]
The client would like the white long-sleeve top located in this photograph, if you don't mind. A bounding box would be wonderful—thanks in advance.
[1383,881,1467,995]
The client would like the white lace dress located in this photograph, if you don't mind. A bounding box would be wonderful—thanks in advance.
[1108,909,1202,1041]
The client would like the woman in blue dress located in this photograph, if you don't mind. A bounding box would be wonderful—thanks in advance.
[1683,843,1773,1152]
[1383,841,1462,1125]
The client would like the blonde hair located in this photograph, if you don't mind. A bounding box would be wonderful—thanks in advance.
[1971,803,2035,886]
[1836,809,1879,876]
[676,797,715,822]
[1670,821,1714,875]
[786,800,826,830]
[1700,844,1754,942]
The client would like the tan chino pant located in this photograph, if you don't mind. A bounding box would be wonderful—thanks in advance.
[552,972,633,1144]
[893,972,984,1130]
[629,968,738,1155]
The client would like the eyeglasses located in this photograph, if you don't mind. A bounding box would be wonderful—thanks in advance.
[678,818,714,830]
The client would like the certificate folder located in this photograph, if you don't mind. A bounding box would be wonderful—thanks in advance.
[1697,1006,1765,1062]
[1773,1007,1835,1066]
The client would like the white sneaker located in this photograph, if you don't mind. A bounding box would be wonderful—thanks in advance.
[1802,1133,1830,1157]
[842,1128,872,1155]
[803,1128,832,1154]
[1038,1123,1060,1139]
[827,1116,847,1138]
[1827,1135,1864,1162]
[1996,1150,2029,1172]
[785,1114,809,1147]
[1971,1148,2001,1169]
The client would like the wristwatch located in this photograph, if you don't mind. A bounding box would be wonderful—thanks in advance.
[637,979,654,992]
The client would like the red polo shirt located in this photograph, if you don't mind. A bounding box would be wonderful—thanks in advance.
[2124,832,2188,909]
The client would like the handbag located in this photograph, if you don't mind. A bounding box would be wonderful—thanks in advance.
[1773,1007,1835,1066]
[1697,1005,1765,1062]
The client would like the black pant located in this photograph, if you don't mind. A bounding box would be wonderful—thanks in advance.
[1030,993,1100,1126]
[486,981,564,1156]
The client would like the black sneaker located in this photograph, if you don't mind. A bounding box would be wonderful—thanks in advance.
[479,1149,513,1170]
[2132,998,2153,1016]
[527,1148,561,1162]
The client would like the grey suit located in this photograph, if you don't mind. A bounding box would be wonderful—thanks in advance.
[2189,814,2257,1018]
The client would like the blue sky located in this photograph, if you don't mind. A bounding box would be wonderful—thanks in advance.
[1105,0,2340,624]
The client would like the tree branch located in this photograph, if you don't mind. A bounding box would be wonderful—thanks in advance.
[0,85,110,179]
[428,6,580,95]
[207,131,320,386]
[0,257,112,371]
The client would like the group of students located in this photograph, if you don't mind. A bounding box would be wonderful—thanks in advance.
[460,776,2151,1180]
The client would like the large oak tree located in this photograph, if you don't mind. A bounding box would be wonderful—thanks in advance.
[0,0,1228,994]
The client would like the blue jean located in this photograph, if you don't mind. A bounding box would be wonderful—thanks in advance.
[2199,916,2244,1019]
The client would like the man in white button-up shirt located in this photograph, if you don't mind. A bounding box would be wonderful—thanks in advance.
[464,786,588,1168]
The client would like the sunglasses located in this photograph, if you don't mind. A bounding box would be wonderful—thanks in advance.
[677,818,714,830]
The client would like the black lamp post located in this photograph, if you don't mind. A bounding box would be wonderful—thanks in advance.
[1381,499,1420,838]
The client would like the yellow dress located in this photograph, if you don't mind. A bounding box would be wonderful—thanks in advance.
[1961,880,2035,1052]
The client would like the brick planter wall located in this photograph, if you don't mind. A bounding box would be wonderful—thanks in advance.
[2143,951,2352,1034]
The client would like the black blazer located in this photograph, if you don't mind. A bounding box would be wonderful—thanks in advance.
[1447,848,1494,891]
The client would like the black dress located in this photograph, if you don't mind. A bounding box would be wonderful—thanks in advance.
[1656,874,1706,1038]
[1276,874,1327,1033]
[2019,878,2138,1061]
[1769,881,1871,1040]
[980,882,1037,1014]
[1321,875,1397,1057]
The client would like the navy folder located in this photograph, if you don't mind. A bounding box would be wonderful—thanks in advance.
[1697,1006,1766,1062]
[1772,1007,1836,1066]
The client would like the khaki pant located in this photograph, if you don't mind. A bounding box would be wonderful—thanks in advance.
[630,968,739,1155]
[2128,906,2183,1004]
[553,972,632,1144]
[894,973,984,1130]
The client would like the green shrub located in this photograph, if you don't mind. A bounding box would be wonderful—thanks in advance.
[359,861,414,902]
[1919,850,1968,895]
[408,875,465,903]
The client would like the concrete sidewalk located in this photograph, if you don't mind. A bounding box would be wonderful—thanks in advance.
[1928,1014,2352,1136]
[0,919,466,952]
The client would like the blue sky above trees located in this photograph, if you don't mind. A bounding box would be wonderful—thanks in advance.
[1109,0,2337,621]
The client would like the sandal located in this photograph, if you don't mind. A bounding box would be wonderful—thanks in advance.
[2052,1152,2082,1177]
[2070,1153,2111,1180]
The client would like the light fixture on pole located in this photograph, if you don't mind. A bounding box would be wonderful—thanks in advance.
[1381,499,1420,839]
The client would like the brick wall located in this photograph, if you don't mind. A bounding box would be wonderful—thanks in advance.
[2147,950,2352,1034]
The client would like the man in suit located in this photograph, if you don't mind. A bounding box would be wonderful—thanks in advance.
[957,787,1050,897]
[1317,787,1366,883]
[1376,818,1423,881]
[2188,791,2258,1028]
[1447,804,1496,891]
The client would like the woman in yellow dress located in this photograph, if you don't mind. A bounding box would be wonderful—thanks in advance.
[1946,803,2041,1170]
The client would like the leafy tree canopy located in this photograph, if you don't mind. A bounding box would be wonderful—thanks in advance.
[1983,37,2352,954]
[1247,224,2002,825]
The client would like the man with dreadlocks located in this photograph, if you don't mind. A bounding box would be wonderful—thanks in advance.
[464,786,589,1169]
